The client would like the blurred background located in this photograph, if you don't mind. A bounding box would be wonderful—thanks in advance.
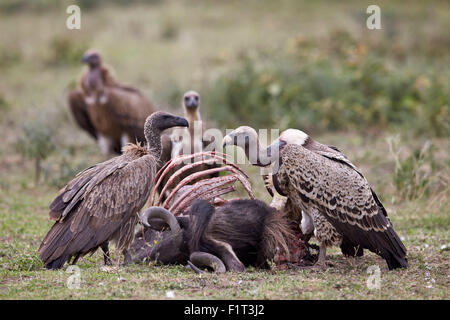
[0,0,448,287]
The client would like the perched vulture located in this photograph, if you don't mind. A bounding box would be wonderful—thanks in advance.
[67,49,156,156]
[223,127,408,270]
[38,112,188,269]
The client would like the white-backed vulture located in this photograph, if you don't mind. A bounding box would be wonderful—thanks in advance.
[170,90,214,157]
[223,127,408,270]
[67,49,156,156]
[158,91,218,198]
[38,112,188,269]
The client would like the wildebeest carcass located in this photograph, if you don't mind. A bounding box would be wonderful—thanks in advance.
[129,152,308,272]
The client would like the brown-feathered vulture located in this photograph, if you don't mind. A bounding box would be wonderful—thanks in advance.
[67,49,156,156]
[223,127,408,270]
[38,112,188,269]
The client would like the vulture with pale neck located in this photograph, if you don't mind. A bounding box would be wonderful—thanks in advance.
[158,91,218,198]
[223,127,408,270]
[67,49,156,156]
[38,112,188,269]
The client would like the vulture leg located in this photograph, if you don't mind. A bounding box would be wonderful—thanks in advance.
[101,242,112,265]
[97,134,120,156]
[71,254,80,265]
[316,243,327,268]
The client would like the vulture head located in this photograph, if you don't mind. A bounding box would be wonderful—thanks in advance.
[223,126,276,167]
[183,90,200,111]
[145,111,189,134]
[81,49,102,68]
[222,126,258,150]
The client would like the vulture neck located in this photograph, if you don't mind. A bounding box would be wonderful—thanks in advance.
[243,134,273,167]
[146,128,163,159]
[184,107,201,137]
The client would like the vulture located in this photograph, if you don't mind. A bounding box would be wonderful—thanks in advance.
[67,49,156,156]
[158,91,218,198]
[38,112,189,269]
[170,90,215,158]
[223,127,408,270]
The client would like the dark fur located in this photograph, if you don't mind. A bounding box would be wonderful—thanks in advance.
[132,199,294,271]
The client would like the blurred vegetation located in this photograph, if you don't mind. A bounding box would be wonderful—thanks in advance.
[0,0,161,13]
[387,136,443,200]
[46,35,88,66]
[16,116,57,184]
[206,30,450,137]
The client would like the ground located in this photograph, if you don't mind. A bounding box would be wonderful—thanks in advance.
[0,0,448,299]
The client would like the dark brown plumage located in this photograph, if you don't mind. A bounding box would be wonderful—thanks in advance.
[67,49,156,156]
[38,112,188,269]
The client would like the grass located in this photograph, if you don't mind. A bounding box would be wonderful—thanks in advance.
[0,0,449,299]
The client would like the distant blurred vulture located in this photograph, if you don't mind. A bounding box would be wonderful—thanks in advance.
[38,112,188,269]
[158,91,219,198]
[67,49,156,155]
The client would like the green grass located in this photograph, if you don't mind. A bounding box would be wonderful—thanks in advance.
[0,0,449,299]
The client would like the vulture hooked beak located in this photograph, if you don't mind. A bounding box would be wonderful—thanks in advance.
[171,116,189,129]
[222,131,247,149]
[222,133,234,149]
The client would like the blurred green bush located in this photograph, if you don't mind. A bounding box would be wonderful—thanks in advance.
[206,32,449,137]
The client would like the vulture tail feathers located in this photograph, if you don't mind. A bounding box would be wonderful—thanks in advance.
[44,255,70,270]
[379,225,408,270]
[39,221,75,269]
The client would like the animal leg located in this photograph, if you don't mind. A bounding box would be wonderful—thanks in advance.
[208,239,245,272]
[122,249,132,266]
[120,133,130,149]
[101,242,112,265]
[71,254,80,266]
[97,134,115,156]
[316,243,327,268]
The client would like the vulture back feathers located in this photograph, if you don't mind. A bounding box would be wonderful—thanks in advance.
[39,144,156,269]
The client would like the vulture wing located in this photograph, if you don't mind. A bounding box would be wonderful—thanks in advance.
[308,141,388,217]
[67,90,98,139]
[39,148,156,269]
[279,144,407,269]
[104,86,156,143]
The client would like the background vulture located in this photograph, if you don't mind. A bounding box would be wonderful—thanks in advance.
[67,49,156,156]
[223,127,408,270]
[38,112,188,269]
[158,91,219,199]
